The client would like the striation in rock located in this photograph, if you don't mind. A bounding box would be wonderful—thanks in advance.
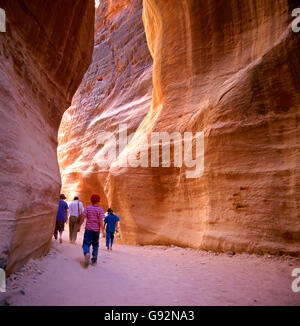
[0,0,95,273]
[58,0,153,210]
[59,0,300,255]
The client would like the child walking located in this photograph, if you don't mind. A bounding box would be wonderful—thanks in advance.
[104,208,120,250]
[78,194,105,266]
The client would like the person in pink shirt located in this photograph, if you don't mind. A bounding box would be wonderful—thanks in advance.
[78,194,105,267]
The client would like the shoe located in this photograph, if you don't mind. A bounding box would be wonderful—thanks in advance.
[84,253,90,267]
[59,239,63,244]
[91,260,97,266]
[110,247,112,251]
[106,247,109,250]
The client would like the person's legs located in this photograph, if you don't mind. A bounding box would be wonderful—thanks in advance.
[106,231,110,249]
[58,221,64,243]
[72,220,78,243]
[109,232,115,249]
[91,231,100,263]
[69,217,78,243]
[82,230,93,256]
[69,218,74,242]
[53,221,58,240]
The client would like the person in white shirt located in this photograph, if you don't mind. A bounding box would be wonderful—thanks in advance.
[68,196,84,244]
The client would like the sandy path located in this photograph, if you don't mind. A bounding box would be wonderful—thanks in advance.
[3,231,300,306]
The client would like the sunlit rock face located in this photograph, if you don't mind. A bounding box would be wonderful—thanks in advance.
[58,0,153,209]
[59,0,300,255]
[0,0,95,273]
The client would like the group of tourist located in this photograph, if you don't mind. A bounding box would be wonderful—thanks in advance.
[54,193,120,267]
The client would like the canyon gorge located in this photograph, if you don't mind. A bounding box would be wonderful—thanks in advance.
[1,0,300,274]
[59,0,300,255]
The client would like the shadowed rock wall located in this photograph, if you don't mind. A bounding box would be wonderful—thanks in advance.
[0,0,95,273]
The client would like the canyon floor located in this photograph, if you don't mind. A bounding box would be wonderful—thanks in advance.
[3,230,300,306]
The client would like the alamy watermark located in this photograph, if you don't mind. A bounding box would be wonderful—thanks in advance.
[0,8,5,33]
[0,268,6,292]
[95,124,204,179]
[292,8,300,33]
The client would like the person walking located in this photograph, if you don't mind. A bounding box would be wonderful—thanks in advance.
[54,194,69,243]
[104,208,120,251]
[68,196,84,244]
[78,194,105,267]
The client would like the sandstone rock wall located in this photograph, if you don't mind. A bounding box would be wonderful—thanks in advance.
[59,0,300,255]
[0,0,94,273]
[58,0,153,209]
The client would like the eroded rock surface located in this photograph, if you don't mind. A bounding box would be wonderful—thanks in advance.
[58,0,153,209]
[59,0,300,255]
[0,0,95,273]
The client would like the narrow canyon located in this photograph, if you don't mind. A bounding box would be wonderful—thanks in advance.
[59,0,300,257]
[0,0,299,283]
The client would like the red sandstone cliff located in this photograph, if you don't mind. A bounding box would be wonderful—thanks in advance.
[0,0,95,273]
[59,0,300,255]
[58,0,153,209]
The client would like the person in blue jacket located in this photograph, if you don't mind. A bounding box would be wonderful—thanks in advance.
[104,208,120,250]
[54,194,69,243]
